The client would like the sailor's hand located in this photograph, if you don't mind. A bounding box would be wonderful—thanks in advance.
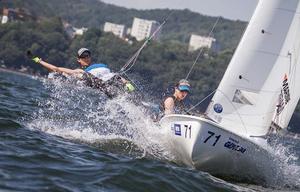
[125,82,135,92]
[32,57,41,64]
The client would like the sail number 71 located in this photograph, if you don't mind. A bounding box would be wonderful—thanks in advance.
[204,131,221,146]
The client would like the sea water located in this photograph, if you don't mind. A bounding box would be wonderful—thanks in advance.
[0,69,299,192]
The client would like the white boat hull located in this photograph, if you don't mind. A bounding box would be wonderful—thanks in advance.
[160,114,277,182]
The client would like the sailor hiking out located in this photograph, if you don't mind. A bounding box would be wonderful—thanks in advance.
[29,47,135,97]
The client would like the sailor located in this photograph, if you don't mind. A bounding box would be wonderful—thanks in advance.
[160,79,191,115]
[30,48,135,95]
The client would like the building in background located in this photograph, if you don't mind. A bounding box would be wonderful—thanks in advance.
[188,34,219,52]
[73,27,88,36]
[104,22,126,39]
[63,21,87,38]
[130,17,160,41]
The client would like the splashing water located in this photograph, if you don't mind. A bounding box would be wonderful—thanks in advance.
[26,75,174,161]
[266,133,300,189]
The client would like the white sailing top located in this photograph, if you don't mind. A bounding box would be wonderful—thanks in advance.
[84,63,115,81]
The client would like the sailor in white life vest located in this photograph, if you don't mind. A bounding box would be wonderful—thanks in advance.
[31,47,135,94]
[78,48,114,81]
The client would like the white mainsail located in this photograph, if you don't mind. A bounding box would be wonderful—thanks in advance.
[206,0,300,137]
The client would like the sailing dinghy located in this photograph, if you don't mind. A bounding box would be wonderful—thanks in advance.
[160,0,300,181]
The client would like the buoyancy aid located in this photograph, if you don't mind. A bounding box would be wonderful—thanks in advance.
[82,65,130,98]
[159,95,186,114]
[84,63,115,81]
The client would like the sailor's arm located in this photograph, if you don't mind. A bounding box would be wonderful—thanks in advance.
[33,57,84,75]
[164,97,175,115]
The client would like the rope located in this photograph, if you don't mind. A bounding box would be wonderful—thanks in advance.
[187,88,248,134]
[187,89,216,113]
[185,16,220,80]
[119,11,174,74]
[216,89,248,134]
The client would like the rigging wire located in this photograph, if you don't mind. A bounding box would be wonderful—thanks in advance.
[117,11,174,91]
[186,89,216,113]
[185,16,220,80]
[119,10,174,74]
[185,17,221,114]
[121,72,140,90]
[215,89,248,134]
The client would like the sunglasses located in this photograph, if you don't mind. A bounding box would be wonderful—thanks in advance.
[79,52,91,59]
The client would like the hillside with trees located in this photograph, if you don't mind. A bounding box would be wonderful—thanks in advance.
[0,0,243,98]
[0,0,246,50]
[0,17,231,101]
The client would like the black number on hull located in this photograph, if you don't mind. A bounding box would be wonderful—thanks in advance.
[204,131,221,146]
[204,131,215,143]
[213,135,221,146]
[184,125,192,138]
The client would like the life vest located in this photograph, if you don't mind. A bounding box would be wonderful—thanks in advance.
[159,95,186,114]
[81,70,130,98]
[84,63,115,81]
